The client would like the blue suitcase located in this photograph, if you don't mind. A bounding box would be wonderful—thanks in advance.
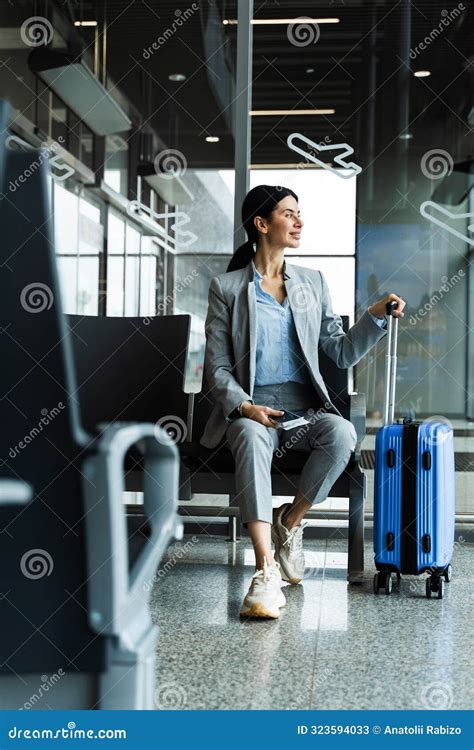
[373,303,455,598]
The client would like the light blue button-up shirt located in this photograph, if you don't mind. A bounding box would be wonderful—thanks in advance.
[252,259,312,386]
[251,258,386,388]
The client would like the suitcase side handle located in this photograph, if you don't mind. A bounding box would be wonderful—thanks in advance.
[383,301,399,425]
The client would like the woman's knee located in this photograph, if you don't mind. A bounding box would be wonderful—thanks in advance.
[332,417,357,452]
[227,417,274,451]
[311,416,357,454]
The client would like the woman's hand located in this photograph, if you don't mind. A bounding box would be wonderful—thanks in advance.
[369,293,406,319]
[241,402,284,428]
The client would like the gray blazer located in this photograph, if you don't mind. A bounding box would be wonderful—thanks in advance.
[199,259,386,450]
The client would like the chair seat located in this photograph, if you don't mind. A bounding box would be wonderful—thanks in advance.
[179,440,356,475]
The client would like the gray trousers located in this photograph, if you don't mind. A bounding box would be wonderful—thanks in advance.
[226,381,357,527]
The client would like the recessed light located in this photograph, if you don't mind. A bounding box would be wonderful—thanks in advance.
[223,18,340,25]
[414,70,431,78]
[74,20,98,26]
[250,109,335,116]
[168,73,187,82]
[205,136,220,143]
[306,67,315,73]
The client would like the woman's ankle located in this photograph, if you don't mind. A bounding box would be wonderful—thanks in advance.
[255,552,274,570]
[282,506,298,529]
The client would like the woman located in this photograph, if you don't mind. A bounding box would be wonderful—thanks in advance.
[200,185,405,619]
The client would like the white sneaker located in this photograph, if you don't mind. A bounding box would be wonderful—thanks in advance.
[239,557,286,619]
[271,503,307,584]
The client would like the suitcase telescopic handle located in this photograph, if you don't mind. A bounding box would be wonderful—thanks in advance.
[383,301,399,425]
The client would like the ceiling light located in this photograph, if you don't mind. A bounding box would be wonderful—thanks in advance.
[399,133,413,140]
[29,49,132,136]
[414,70,431,77]
[168,73,187,82]
[223,18,340,25]
[137,163,193,204]
[205,136,220,143]
[251,109,335,116]
[306,67,315,73]
[74,20,98,26]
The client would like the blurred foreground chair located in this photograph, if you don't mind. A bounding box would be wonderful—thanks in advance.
[0,104,182,709]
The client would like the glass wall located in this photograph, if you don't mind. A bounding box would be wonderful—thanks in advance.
[241,4,472,422]
[105,209,161,317]
[54,183,103,315]
[104,135,129,196]
[356,219,468,418]
[4,0,470,422]
[250,169,356,323]
[170,169,235,392]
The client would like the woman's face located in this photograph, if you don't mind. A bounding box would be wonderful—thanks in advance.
[256,195,303,250]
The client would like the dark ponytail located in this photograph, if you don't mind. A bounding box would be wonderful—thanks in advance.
[226,184,298,272]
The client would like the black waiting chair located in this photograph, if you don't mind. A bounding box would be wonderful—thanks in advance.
[0,109,181,709]
[66,313,191,492]
[180,317,367,584]
[68,308,367,584]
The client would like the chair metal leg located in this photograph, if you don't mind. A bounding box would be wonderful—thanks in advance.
[227,494,241,541]
[178,463,192,501]
[347,464,366,584]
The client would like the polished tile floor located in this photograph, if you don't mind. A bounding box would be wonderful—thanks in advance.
[150,535,473,711]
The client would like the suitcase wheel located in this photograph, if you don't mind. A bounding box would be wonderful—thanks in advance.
[443,564,452,583]
[426,575,445,599]
[373,572,393,595]
[426,577,432,599]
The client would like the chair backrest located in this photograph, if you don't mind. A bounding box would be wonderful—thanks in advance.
[0,100,10,189]
[318,315,350,417]
[66,314,191,434]
[192,315,351,440]
[0,148,106,674]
